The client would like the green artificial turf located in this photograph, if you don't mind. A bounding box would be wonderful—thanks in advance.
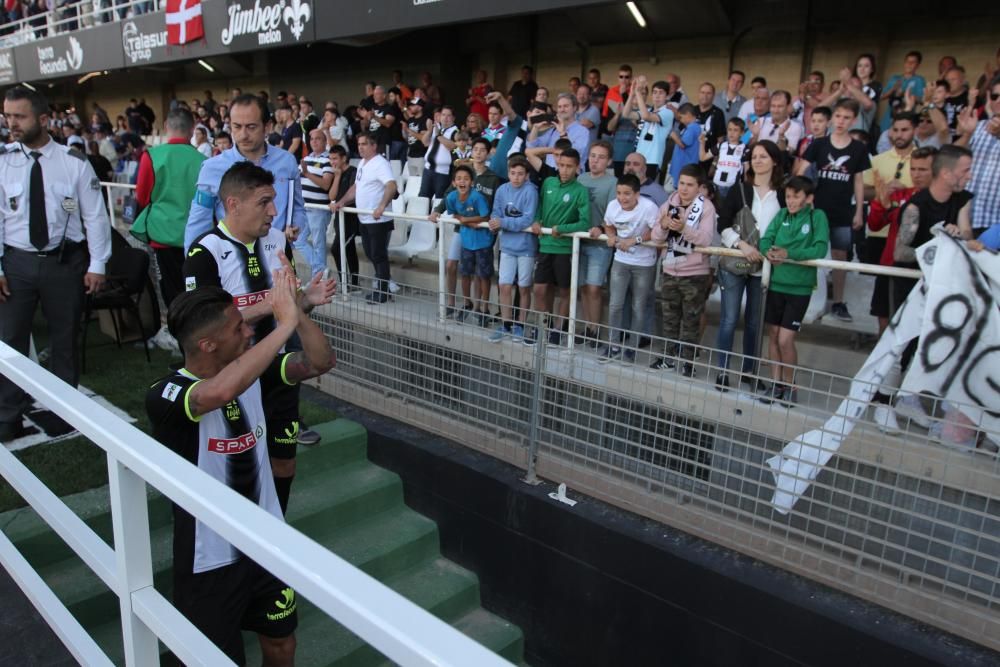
[0,318,337,513]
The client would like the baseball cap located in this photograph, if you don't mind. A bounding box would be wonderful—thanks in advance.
[67,135,85,148]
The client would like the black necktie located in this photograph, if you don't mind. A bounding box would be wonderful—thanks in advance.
[29,151,48,250]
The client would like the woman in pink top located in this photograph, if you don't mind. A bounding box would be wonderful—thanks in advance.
[649,164,716,377]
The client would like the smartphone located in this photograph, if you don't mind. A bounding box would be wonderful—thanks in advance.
[322,269,331,281]
[535,113,557,124]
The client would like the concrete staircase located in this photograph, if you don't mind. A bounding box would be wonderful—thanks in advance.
[4,419,524,666]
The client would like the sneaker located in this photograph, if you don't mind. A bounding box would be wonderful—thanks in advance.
[895,394,932,429]
[873,405,901,435]
[511,324,525,341]
[681,363,696,378]
[445,306,456,319]
[831,302,853,322]
[779,387,798,407]
[488,325,509,343]
[388,280,401,294]
[622,349,636,364]
[760,384,786,405]
[0,420,25,442]
[929,421,978,452]
[740,375,770,394]
[297,427,321,446]
[456,306,474,323]
[715,373,731,393]
[637,336,652,349]
[649,357,675,371]
[523,327,537,346]
[480,312,494,328]
[548,329,562,346]
[598,346,622,363]
[365,292,388,304]
[574,328,599,346]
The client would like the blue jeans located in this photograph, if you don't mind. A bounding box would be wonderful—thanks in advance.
[608,261,656,345]
[294,208,332,277]
[715,268,762,373]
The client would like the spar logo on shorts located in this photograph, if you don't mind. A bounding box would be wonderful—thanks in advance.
[233,290,268,308]
[208,424,265,454]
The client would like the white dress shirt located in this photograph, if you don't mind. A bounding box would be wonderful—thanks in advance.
[0,138,111,275]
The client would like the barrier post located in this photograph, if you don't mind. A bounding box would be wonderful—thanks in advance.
[438,217,447,321]
[105,185,116,228]
[338,209,349,301]
[107,456,158,666]
[566,235,581,353]
[523,321,547,485]
[754,258,772,364]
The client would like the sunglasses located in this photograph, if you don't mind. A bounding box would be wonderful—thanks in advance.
[894,161,905,180]
[619,75,631,79]
[990,91,1000,101]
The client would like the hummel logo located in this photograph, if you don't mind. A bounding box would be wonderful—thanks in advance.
[221,250,232,260]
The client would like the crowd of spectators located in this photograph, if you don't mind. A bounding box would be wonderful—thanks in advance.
[0,0,155,41]
[5,51,997,451]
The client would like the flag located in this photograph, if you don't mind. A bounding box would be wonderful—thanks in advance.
[767,234,1000,514]
[166,0,204,46]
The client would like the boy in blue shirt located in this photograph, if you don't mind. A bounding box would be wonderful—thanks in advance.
[488,157,539,342]
[443,165,493,325]
[669,104,703,189]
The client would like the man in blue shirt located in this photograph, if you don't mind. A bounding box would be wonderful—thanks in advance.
[184,94,306,252]
[527,93,590,169]
[184,94,317,447]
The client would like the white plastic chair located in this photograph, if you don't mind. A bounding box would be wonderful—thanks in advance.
[389,217,438,262]
[405,196,430,217]
[403,177,423,203]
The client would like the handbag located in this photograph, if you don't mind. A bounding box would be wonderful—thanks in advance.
[719,184,763,276]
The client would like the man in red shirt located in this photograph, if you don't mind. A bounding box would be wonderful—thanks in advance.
[602,64,633,119]
[134,109,206,309]
[466,69,492,121]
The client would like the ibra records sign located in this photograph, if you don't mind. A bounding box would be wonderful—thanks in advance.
[220,0,313,48]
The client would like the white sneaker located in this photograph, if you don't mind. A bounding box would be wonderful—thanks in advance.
[895,394,931,429]
[388,280,401,294]
[873,405,901,435]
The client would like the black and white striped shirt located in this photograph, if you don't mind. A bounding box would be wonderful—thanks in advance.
[300,151,333,205]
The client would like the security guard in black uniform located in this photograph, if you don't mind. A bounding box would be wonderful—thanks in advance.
[0,87,110,441]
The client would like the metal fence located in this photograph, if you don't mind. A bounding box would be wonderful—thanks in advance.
[309,270,1000,653]
[0,0,158,48]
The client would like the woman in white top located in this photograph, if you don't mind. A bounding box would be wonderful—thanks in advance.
[714,139,786,392]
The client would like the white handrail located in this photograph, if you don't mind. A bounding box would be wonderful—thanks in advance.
[0,343,512,666]
[0,0,158,48]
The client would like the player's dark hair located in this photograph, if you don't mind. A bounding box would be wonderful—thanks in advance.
[168,287,234,353]
[932,144,972,177]
[219,162,276,208]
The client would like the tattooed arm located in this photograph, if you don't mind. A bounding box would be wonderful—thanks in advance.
[282,305,337,384]
[893,204,921,264]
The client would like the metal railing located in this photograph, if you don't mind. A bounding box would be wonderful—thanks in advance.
[92,182,998,651]
[0,351,512,664]
[0,0,159,48]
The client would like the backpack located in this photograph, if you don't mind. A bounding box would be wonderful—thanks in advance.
[719,185,763,275]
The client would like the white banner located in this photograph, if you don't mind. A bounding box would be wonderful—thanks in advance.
[767,234,1000,514]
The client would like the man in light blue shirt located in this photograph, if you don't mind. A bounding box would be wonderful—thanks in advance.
[185,94,305,252]
[527,93,590,168]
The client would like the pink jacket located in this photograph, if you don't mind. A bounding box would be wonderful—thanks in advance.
[651,192,716,277]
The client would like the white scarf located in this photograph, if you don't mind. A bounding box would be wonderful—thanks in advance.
[662,194,705,268]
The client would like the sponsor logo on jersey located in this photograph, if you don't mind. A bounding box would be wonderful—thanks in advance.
[162,382,182,402]
[208,424,264,454]
[233,290,268,308]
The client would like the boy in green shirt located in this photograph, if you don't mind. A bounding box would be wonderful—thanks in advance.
[758,176,830,406]
[526,148,591,345]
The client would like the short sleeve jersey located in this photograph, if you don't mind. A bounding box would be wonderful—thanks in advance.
[803,136,871,227]
[445,188,492,251]
[145,357,293,574]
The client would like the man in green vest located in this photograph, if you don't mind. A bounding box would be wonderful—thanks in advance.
[133,108,206,309]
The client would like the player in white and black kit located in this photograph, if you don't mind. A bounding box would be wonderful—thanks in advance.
[183,162,337,514]
[146,274,335,665]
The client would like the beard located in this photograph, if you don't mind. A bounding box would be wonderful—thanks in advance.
[16,121,45,146]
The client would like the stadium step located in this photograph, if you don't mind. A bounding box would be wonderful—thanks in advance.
[2,417,525,665]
